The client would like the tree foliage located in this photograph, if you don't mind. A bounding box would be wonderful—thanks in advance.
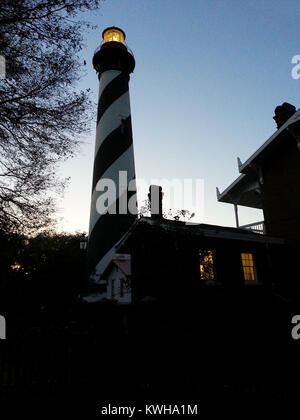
[139,198,195,222]
[0,229,87,312]
[0,0,101,232]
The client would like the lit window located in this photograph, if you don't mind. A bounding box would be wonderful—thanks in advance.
[199,249,216,283]
[241,253,257,281]
[103,28,125,44]
[10,262,21,271]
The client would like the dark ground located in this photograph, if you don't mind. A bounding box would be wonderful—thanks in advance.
[0,289,299,412]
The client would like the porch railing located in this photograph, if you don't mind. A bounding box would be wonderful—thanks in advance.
[240,221,265,234]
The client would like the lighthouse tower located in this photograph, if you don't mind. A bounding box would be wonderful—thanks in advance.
[86,27,137,281]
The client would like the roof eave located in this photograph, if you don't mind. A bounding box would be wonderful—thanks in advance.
[239,108,300,173]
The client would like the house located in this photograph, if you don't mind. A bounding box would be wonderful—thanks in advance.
[103,254,132,304]
[217,102,300,296]
[91,208,285,306]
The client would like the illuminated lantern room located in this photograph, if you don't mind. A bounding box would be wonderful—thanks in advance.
[102,27,125,44]
[93,26,135,76]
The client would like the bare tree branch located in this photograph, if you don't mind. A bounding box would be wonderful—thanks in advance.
[0,0,102,233]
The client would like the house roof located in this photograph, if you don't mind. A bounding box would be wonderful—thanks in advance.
[217,108,300,208]
[117,217,284,245]
[239,108,300,173]
[217,173,262,209]
[113,259,131,276]
[102,255,132,277]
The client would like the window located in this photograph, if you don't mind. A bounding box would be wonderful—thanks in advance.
[111,279,115,298]
[120,279,124,297]
[241,253,257,282]
[199,249,216,283]
[103,29,125,44]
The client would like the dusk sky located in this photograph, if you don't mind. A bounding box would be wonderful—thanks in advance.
[57,0,300,233]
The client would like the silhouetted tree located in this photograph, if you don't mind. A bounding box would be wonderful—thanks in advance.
[139,198,195,221]
[0,0,102,233]
[1,230,87,311]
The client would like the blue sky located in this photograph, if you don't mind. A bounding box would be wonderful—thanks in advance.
[57,0,300,232]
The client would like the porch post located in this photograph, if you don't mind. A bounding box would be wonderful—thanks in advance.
[234,203,239,228]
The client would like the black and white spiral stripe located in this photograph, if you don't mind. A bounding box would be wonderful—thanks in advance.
[87,69,137,281]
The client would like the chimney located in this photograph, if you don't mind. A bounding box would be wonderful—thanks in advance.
[148,185,163,218]
[273,102,296,129]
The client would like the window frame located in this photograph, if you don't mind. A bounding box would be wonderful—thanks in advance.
[240,251,259,284]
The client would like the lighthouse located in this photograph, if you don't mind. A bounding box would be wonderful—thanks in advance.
[86,27,138,281]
